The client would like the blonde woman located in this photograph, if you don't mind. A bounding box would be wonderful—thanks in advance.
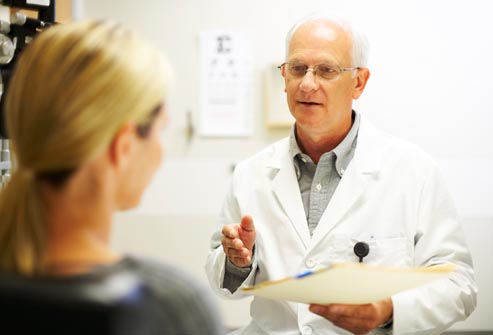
[0,20,223,334]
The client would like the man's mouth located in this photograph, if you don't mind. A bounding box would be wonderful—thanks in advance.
[298,101,322,106]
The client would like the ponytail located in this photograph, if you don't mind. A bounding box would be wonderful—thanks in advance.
[0,168,46,275]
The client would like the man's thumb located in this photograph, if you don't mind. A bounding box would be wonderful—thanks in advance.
[240,215,255,233]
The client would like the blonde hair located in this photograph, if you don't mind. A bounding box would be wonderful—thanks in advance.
[0,20,168,275]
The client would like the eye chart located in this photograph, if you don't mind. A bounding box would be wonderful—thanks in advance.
[198,30,252,137]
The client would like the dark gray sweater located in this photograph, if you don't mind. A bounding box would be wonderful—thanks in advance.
[101,255,225,335]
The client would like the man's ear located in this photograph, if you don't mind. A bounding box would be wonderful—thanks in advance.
[352,68,370,100]
[281,64,287,93]
[108,123,135,171]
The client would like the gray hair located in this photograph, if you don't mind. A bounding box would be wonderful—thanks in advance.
[285,13,369,68]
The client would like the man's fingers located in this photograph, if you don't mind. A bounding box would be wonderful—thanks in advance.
[222,225,239,239]
[226,246,250,258]
[230,256,252,267]
[327,304,358,318]
[221,220,255,267]
[314,304,372,321]
[221,236,245,249]
[221,241,252,267]
[222,237,251,259]
[309,303,382,335]
[309,304,329,316]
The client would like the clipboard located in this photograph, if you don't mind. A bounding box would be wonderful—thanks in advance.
[241,263,453,304]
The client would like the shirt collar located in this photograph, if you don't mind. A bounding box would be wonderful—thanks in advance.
[289,110,360,175]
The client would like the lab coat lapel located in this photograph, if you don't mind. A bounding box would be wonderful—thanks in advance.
[310,117,382,247]
[269,141,311,249]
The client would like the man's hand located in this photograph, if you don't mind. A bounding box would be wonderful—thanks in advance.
[221,215,256,267]
[309,298,393,335]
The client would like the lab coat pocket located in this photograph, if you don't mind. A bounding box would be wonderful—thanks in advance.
[320,234,411,268]
[361,236,411,267]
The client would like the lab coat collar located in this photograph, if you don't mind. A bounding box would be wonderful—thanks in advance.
[353,114,385,175]
[269,139,311,249]
[267,114,385,249]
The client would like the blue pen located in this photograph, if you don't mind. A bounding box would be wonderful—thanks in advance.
[295,270,314,279]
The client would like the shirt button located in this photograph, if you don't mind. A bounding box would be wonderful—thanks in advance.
[340,168,345,175]
[301,325,313,335]
[305,258,317,268]
[316,183,322,191]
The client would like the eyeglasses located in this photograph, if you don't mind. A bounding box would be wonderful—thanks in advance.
[278,62,360,81]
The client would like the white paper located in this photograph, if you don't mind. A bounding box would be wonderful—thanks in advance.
[241,263,453,304]
[198,30,252,137]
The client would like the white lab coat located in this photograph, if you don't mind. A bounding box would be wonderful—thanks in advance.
[205,115,477,335]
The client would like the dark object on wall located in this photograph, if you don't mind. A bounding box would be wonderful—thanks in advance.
[0,0,56,138]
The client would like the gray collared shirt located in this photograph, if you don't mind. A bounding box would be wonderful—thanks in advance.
[289,111,360,235]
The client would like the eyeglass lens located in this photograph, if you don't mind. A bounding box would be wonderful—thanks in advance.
[287,63,340,80]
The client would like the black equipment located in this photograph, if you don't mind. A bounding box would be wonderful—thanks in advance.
[0,0,56,138]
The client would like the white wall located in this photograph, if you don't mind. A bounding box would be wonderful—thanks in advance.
[82,0,493,331]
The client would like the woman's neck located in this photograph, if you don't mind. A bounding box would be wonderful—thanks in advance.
[44,230,120,275]
[41,167,119,275]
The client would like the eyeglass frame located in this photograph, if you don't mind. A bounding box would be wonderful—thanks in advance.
[278,62,361,81]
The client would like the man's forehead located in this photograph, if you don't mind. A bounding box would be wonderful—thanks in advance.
[293,20,345,42]
[288,20,350,64]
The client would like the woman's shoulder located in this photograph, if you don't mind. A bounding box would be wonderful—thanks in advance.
[117,255,224,334]
[117,255,208,298]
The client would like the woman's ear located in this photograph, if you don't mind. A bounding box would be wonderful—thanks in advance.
[107,123,136,171]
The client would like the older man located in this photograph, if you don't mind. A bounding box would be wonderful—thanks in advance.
[206,13,476,335]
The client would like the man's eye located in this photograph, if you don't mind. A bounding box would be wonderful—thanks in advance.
[318,66,337,73]
[290,65,306,73]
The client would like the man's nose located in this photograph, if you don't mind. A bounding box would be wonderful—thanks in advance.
[299,70,319,92]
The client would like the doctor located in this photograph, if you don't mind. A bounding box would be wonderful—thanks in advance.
[205,13,477,335]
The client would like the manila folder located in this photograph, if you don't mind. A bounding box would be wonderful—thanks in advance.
[240,263,453,304]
